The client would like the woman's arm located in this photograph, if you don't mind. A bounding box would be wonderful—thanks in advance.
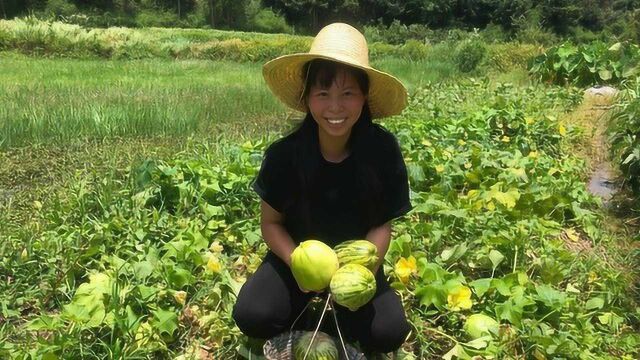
[366,221,392,274]
[259,200,297,266]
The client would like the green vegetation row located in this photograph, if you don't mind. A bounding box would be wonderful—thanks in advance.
[1,78,638,359]
[530,41,640,87]
[608,78,640,208]
[0,18,540,67]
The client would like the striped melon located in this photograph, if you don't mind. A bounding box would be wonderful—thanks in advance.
[293,331,338,360]
[334,240,378,271]
[330,264,376,311]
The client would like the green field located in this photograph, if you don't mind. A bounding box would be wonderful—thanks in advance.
[1,21,639,360]
[0,52,465,149]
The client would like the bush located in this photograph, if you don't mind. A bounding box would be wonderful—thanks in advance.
[136,10,180,28]
[608,79,640,196]
[530,41,640,87]
[485,42,542,72]
[364,20,435,45]
[479,22,510,43]
[44,0,77,18]
[401,39,428,60]
[453,39,486,73]
[569,26,601,43]
[515,24,559,46]
[248,8,293,34]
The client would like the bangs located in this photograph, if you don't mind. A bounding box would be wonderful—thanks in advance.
[302,59,369,98]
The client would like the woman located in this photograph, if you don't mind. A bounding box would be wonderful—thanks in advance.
[232,23,412,356]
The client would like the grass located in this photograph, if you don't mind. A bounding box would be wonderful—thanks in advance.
[0,54,289,148]
[0,53,466,149]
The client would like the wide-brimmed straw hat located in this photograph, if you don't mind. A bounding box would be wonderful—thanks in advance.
[262,23,408,119]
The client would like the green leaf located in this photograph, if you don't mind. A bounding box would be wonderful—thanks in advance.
[486,184,520,209]
[26,315,62,331]
[126,305,142,332]
[152,308,178,338]
[419,262,449,283]
[406,163,426,184]
[565,283,580,294]
[442,344,469,360]
[496,298,524,326]
[608,42,622,51]
[557,44,578,58]
[598,69,612,81]
[488,250,505,270]
[463,336,491,349]
[167,265,194,289]
[623,152,637,165]
[622,65,638,78]
[415,284,447,310]
[439,243,467,263]
[535,284,566,310]
[586,297,605,310]
[469,278,492,298]
[437,208,468,218]
[133,260,154,280]
[491,279,512,296]
[62,272,112,328]
[137,285,159,302]
[201,204,224,219]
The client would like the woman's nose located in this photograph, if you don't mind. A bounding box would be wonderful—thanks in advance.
[328,95,343,112]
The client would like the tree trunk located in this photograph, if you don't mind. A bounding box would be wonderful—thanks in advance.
[177,0,181,18]
[209,0,215,28]
[311,7,317,32]
[0,0,6,19]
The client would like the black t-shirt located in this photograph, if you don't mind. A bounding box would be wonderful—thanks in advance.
[252,124,411,247]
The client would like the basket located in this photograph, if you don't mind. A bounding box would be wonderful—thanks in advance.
[263,330,366,360]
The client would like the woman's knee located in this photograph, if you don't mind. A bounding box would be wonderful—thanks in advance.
[362,288,411,353]
[367,315,410,353]
[232,299,288,339]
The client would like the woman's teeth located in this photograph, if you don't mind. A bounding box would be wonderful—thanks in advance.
[327,118,345,124]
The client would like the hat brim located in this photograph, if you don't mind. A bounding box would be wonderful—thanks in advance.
[263,53,407,119]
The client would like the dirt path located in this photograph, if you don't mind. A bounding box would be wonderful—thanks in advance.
[569,87,620,204]
[566,86,640,303]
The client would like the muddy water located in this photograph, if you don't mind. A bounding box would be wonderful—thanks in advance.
[587,162,618,202]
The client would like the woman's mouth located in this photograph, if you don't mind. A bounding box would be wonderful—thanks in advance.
[327,118,346,124]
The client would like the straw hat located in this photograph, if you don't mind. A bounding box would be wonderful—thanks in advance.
[262,23,407,119]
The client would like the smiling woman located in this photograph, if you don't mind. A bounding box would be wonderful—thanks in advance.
[304,60,369,162]
[232,23,413,357]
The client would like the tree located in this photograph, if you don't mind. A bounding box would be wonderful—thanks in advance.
[539,0,581,34]
[263,0,358,32]
[205,0,248,29]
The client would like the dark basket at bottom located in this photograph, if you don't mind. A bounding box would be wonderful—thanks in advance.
[263,330,366,360]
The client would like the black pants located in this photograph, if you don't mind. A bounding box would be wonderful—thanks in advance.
[232,251,410,353]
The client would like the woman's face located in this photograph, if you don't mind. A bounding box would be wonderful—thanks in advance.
[307,68,367,141]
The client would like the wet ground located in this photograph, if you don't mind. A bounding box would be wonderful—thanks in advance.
[588,162,618,202]
[581,86,620,206]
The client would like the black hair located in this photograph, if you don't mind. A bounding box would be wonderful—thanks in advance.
[286,59,384,231]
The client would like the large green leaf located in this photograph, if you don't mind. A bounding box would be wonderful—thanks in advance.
[152,308,178,338]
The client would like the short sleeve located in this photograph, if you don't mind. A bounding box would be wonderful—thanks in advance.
[252,143,291,213]
[378,135,412,224]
